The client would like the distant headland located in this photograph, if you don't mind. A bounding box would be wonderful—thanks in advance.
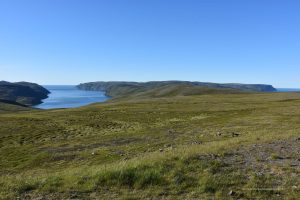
[0,81,50,106]
[77,81,277,99]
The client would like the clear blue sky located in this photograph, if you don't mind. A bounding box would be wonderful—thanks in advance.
[0,0,299,87]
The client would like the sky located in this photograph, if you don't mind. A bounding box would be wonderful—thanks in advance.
[0,0,299,87]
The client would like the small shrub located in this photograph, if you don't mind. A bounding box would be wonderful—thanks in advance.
[244,173,279,198]
[173,170,187,185]
[199,174,218,193]
[270,153,281,160]
[208,160,226,174]
[96,166,165,188]
[41,176,63,192]
[16,180,40,194]
[135,169,163,188]
[77,175,91,185]
[199,169,244,195]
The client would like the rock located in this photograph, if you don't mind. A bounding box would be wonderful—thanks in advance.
[231,132,240,137]
[70,193,79,198]
[192,141,202,145]
[210,154,218,159]
[228,190,236,196]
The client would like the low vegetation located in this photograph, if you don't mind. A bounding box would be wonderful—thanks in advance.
[1,92,300,199]
[0,100,32,114]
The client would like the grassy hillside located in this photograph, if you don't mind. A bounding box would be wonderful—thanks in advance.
[0,100,32,114]
[119,84,243,100]
[1,92,300,199]
[103,83,245,101]
[77,81,276,99]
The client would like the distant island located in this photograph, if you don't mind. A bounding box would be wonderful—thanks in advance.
[0,81,50,106]
[77,81,277,99]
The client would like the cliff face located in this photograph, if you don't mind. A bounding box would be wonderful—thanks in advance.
[0,81,50,106]
[77,81,277,99]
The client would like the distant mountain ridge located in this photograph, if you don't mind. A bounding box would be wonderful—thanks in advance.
[0,81,50,106]
[77,81,276,99]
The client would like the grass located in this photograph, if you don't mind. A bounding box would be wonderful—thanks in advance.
[1,92,300,199]
[0,101,32,114]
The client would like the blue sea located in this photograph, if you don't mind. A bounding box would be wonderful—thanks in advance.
[276,88,300,92]
[35,85,109,109]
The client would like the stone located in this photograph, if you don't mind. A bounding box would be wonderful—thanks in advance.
[228,190,236,196]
